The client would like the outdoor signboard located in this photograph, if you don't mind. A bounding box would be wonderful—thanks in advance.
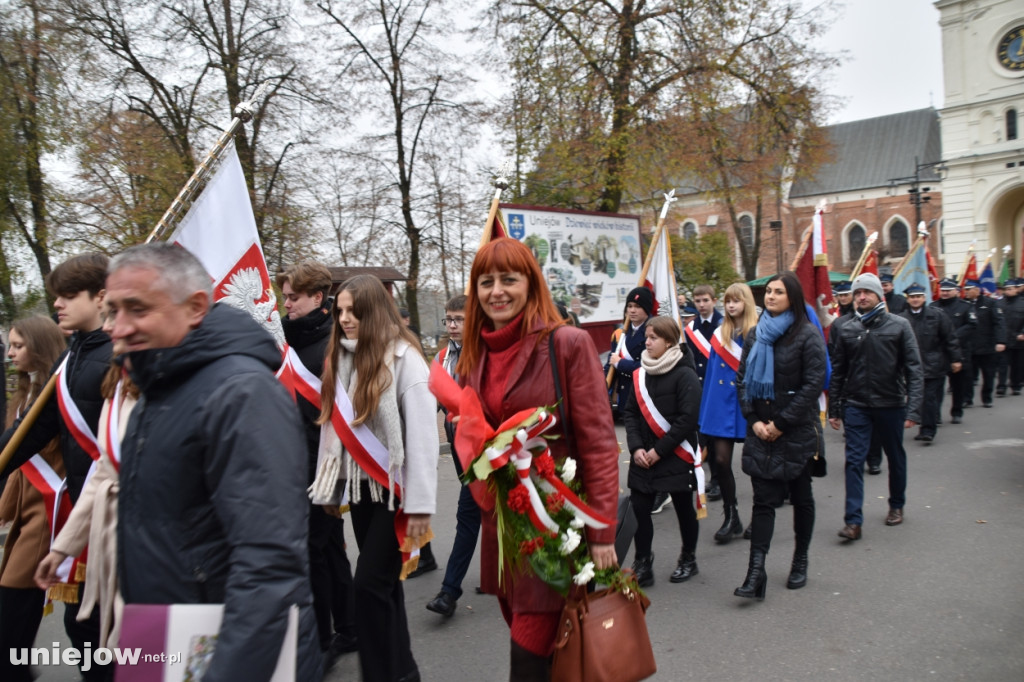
[499,204,644,325]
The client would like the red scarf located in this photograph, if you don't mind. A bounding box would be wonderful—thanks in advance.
[479,313,525,424]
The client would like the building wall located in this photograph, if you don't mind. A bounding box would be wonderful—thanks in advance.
[937,0,1024,272]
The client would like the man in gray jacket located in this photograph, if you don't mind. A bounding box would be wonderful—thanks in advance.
[105,243,321,682]
[829,273,924,541]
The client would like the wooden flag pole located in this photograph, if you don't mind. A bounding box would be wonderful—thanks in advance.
[476,158,513,250]
[144,82,269,244]
[606,190,676,387]
[3,86,269,473]
[956,241,976,284]
[849,232,879,280]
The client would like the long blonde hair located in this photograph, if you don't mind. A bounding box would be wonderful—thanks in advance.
[6,316,67,427]
[719,283,757,352]
[318,275,422,427]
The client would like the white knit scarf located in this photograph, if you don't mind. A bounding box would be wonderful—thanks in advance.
[313,338,406,508]
[641,344,682,375]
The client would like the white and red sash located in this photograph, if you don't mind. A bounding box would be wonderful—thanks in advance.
[684,321,712,360]
[276,345,323,406]
[327,378,428,577]
[55,354,102,462]
[20,454,81,606]
[632,368,706,515]
[104,381,125,473]
[710,327,742,372]
[612,331,630,361]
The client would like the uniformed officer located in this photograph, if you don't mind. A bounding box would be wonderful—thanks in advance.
[962,279,1006,407]
[930,278,976,423]
[834,280,854,317]
[899,283,962,442]
[880,273,907,314]
[996,278,1024,395]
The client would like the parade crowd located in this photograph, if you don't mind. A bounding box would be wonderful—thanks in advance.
[0,239,1021,682]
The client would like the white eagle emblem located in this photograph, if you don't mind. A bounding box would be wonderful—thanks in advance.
[219,266,285,347]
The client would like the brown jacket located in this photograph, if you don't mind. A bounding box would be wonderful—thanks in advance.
[0,442,63,589]
[466,322,619,614]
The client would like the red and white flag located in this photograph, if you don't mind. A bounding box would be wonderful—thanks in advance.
[642,225,680,327]
[170,143,283,346]
[794,206,835,330]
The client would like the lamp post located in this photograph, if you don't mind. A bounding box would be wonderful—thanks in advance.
[889,156,948,226]
[769,219,783,274]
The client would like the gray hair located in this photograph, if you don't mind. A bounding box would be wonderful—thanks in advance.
[109,243,214,303]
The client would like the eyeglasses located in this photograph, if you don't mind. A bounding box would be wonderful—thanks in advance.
[441,317,465,327]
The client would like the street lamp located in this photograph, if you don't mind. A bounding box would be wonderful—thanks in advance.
[769,220,783,274]
[888,156,948,227]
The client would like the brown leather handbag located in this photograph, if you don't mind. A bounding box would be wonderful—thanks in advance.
[550,583,656,682]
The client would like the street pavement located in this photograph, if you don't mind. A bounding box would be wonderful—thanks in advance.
[20,394,1024,680]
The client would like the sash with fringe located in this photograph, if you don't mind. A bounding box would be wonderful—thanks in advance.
[20,455,79,610]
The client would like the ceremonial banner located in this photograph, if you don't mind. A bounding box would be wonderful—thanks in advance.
[642,223,681,328]
[793,208,835,329]
[116,604,297,682]
[926,247,940,299]
[892,241,932,303]
[170,143,283,347]
[861,250,879,276]
[962,252,978,295]
[499,204,643,322]
[979,258,997,294]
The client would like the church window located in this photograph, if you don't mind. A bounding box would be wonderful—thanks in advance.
[847,224,866,264]
[1008,109,1018,141]
[738,214,754,250]
[682,220,698,240]
[889,220,909,258]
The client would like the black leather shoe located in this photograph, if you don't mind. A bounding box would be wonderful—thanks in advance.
[983,402,993,408]
[425,591,457,617]
[406,555,437,579]
[706,480,722,502]
[919,434,933,443]
[868,464,882,475]
[951,415,962,424]
[632,553,655,588]
[734,550,766,600]
[913,434,925,441]
[786,550,808,590]
[669,551,698,583]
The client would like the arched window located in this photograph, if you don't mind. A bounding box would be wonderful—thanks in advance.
[682,220,698,240]
[1008,109,1018,141]
[889,220,909,258]
[738,214,754,250]
[847,224,866,264]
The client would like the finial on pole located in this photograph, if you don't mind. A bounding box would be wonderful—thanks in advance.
[659,189,677,220]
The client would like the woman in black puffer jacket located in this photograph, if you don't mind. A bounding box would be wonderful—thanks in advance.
[624,316,702,588]
[735,272,826,601]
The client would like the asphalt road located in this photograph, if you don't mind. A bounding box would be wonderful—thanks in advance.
[19,394,1024,681]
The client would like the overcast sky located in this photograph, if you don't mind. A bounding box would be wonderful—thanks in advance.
[813,0,945,124]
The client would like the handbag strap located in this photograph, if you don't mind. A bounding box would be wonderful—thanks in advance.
[547,327,576,454]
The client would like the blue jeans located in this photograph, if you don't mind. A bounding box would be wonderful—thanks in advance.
[843,405,908,525]
[440,451,481,600]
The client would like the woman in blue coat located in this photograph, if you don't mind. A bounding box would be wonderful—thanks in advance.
[699,283,757,544]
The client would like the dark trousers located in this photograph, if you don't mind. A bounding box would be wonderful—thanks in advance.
[309,504,355,650]
[920,377,945,437]
[844,405,908,525]
[630,488,698,559]
[0,586,45,682]
[972,353,997,405]
[440,452,481,600]
[349,483,418,682]
[65,585,113,681]
[748,464,814,556]
[948,361,972,416]
[1001,348,1024,391]
[997,350,1009,391]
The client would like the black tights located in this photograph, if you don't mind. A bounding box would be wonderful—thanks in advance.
[631,489,698,559]
[713,439,738,507]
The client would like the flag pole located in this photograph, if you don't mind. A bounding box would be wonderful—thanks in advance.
[606,189,676,387]
[956,241,976,284]
[4,86,269,472]
[144,82,269,244]
[476,158,513,250]
[892,230,927,279]
[849,232,879,280]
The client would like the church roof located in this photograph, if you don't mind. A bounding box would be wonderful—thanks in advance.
[790,108,942,197]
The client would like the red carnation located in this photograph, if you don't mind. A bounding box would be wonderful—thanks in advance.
[545,492,565,514]
[534,453,555,478]
[520,537,544,555]
[507,486,532,514]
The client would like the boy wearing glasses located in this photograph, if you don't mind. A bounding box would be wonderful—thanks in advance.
[424,295,482,616]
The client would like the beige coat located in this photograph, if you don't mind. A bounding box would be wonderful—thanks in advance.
[0,441,63,589]
[52,393,136,648]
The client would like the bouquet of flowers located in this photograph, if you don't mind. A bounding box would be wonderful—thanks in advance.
[459,406,629,594]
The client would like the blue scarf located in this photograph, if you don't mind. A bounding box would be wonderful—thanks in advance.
[856,301,886,325]
[745,309,794,400]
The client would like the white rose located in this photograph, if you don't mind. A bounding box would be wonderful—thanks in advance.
[559,528,581,555]
[572,561,596,585]
[561,457,577,483]
[569,517,585,529]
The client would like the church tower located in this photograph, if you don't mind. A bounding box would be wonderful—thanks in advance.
[937,0,1024,274]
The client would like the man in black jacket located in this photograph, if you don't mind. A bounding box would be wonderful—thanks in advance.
[0,252,112,681]
[278,261,357,664]
[899,284,962,442]
[881,273,907,313]
[931,278,977,422]
[996,278,1024,395]
[829,273,923,540]
[962,279,1006,407]
[107,244,321,682]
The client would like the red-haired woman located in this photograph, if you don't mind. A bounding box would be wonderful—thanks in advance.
[456,238,619,679]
